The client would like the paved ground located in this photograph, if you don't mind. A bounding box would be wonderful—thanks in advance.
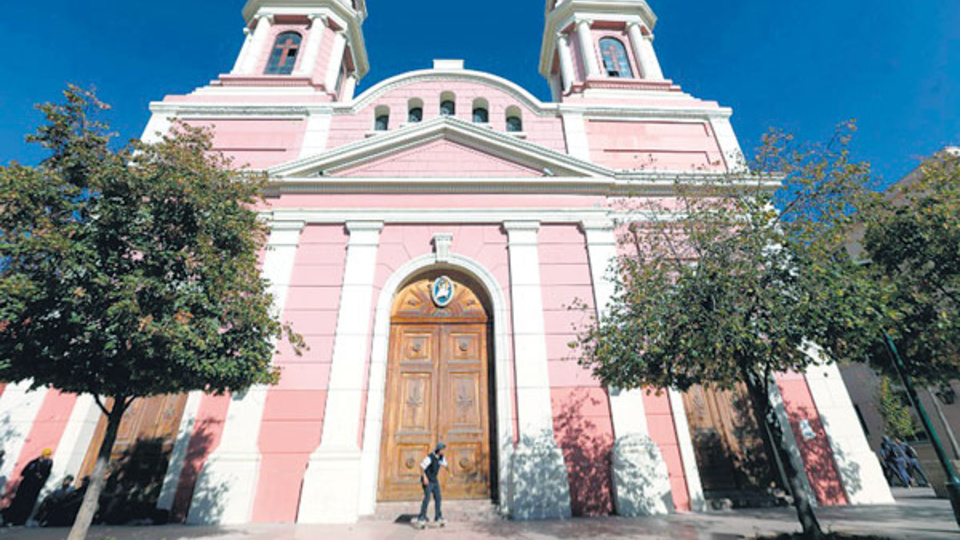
[1,489,955,540]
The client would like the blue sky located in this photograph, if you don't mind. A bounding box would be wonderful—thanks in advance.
[1,0,957,185]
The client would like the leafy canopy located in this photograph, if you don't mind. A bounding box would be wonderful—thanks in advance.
[0,86,291,400]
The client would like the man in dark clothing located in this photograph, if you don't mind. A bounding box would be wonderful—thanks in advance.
[2,448,53,526]
[35,475,75,526]
[897,438,930,487]
[416,443,448,529]
[881,436,911,487]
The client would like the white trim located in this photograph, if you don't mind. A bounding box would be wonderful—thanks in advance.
[48,395,100,486]
[187,220,305,525]
[668,389,705,512]
[561,111,592,161]
[140,113,173,144]
[295,15,327,78]
[708,116,746,173]
[299,109,334,159]
[805,362,894,505]
[231,28,254,75]
[298,221,384,524]
[324,32,347,93]
[157,391,204,511]
[576,20,601,78]
[242,14,273,75]
[357,251,516,517]
[557,33,575,93]
[0,382,48,495]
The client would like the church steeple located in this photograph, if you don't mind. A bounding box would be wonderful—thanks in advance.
[225,0,369,100]
[540,0,666,100]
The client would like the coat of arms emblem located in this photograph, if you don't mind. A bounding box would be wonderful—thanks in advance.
[431,276,455,308]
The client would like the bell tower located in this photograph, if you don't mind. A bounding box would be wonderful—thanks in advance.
[223,0,370,101]
[540,0,667,100]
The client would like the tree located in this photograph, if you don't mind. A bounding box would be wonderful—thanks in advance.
[577,124,884,539]
[857,149,960,384]
[0,87,301,539]
[877,376,918,440]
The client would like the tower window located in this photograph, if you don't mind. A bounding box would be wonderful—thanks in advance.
[265,32,302,75]
[472,98,489,124]
[440,100,456,117]
[408,107,423,123]
[599,38,634,78]
[374,106,390,131]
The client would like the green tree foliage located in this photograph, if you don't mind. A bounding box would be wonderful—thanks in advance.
[877,376,918,440]
[857,150,960,384]
[578,124,884,539]
[0,87,301,539]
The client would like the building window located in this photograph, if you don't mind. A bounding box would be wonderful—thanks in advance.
[506,106,523,132]
[473,108,488,123]
[599,37,633,78]
[374,106,390,131]
[265,32,302,75]
[408,107,423,123]
[440,100,456,117]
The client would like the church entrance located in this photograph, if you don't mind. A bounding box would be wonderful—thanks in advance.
[683,384,783,507]
[378,273,494,502]
[78,394,187,523]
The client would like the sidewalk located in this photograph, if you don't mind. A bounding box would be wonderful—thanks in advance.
[1,488,954,540]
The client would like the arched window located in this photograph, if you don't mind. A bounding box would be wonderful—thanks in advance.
[472,98,489,124]
[599,38,633,78]
[506,106,523,133]
[265,32,302,75]
[408,99,424,123]
[374,106,390,131]
[440,100,456,116]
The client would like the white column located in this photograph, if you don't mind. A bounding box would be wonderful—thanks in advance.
[627,23,664,80]
[242,14,274,75]
[323,31,348,93]
[669,389,706,511]
[187,219,304,525]
[298,221,383,524]
[576,20,600,78]
[156,391,204,511]
[48,395,100,486]
[295,15,327,78]
[231,28,254,74]
[561,111,591,161]
[556,33,575,93]
[805,361,894,504]
[341,73,359,101]
[582,220,674,516]
[299,109,334,159]
[0,383,48,495]
[503,221,572,520]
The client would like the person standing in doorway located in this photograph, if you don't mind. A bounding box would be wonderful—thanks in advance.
[415,443,448,529]
[1,448,53,526]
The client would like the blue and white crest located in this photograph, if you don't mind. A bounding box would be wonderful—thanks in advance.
[431,276,455,308]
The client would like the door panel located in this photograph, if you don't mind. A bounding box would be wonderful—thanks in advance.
[378,315,492,501]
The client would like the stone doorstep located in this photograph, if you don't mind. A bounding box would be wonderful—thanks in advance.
[362,500,503,523]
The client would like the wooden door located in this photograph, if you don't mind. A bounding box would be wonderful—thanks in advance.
[683,384,778,497]
[78,394,187,483]
[378,276,491,501]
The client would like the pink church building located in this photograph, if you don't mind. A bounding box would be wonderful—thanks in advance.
[0,0,894,525]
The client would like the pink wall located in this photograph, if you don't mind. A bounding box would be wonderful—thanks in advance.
[643,391,692,511]
[538,225,615,516]
[585,120,725,171]
[170,393,231,521]
[326,80,566,152]
[183,119,307,170]
[776,373,848,506]
[339,139,542,178]
[3,391,77,502]
[267,194,605,210]
[252,225,348,522]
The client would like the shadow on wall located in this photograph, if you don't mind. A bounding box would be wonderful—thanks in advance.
[170,424,222,523]
[0,414,17,498]
[96,437,172,525]
[554,392,614,516]
[788,404,854,506]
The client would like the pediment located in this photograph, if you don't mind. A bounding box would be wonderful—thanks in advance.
[269,116,612,179]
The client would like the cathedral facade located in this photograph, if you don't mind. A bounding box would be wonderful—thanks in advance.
[0,0,894,525]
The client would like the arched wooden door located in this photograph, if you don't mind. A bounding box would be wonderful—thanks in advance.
[378,274,493,501]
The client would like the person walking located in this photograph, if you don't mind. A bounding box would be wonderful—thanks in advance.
[880,436,911,487]
[897,438,930,487]
[415,443,448,529]
[1,448,53,526]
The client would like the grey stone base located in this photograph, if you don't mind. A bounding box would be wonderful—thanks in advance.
[612,434,674,517]
[509,437,572,520]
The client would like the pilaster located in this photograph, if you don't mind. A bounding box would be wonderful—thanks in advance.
[582,220,673,516]
[187,219,304,525]
[231,28,254,74]
[298,221,383,524]
[324,31,348,94]
[242,14,275,75]
[296,15,328,78]
[48,395,100,487]
[503,221,572,520]
[627,23,664,81]
[0,383,48,495]
[557,33,575,93]
[156,391,204,512]
[575,20,600,78]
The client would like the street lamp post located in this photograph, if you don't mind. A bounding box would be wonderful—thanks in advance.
[884,334,960,527]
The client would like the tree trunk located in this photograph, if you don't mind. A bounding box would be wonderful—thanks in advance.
[743,369,824,540]
[67,397,129,540]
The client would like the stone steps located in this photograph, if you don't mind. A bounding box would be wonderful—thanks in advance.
[362,500,503,523]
